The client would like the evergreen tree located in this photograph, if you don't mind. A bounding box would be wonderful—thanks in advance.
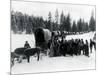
[55,9,59,30]
[11,11,17,33]
[81,20,85,32]
[47,11,52,31]
[60,11,64,25]
[65,13,71,31]
[60,13,71,32]
[77,18,82,32]
[85,22,89,31]
[60,11,64,31]
[60,16,66,31]
[89,12,96,31]
[72,21,77,32]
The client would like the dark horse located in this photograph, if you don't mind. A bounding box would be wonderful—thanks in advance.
[12,47,27,63]
[13,47,41,63]
[14,47,27,55]
[24,47,41,63]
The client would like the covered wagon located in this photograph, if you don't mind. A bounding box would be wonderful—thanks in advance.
[34,27,51,50]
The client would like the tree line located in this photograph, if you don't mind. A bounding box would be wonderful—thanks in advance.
[11,10,96,34]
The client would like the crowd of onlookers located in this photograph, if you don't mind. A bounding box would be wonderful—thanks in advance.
[48,31,96,57]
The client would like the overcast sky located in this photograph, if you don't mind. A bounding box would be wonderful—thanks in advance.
[11,0,95,22]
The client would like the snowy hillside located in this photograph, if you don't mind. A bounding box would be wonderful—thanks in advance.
[11,32,96,74]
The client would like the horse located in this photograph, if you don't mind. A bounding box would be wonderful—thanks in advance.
[11,47,28,65]
[14,47,27,55]
[11,51,25,67]
[11,52,19,67]
[24,47,41,63]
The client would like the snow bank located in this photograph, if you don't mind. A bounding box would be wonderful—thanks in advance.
[11,52,95,74]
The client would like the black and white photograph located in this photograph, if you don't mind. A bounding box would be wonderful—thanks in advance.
[11,0,96,74]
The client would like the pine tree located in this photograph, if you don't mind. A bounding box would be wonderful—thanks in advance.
[65,13,71,31]
[48,11,52,31]
[77,18,82,32]
[72,21,77,32]
[85,22,89,31]
[60,11,64,25]
[89,12,96,31]
[11,11,17,33]
[55,9,59,30]
[60,11,64,31]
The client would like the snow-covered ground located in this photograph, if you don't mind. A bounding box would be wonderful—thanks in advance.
[65,32,95,42]
[11,32,96,74]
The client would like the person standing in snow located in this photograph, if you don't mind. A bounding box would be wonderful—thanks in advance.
[90,39,96,53]
[24,41,31,48]
[84,40,89,57]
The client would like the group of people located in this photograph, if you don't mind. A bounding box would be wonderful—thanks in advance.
[23,32,96,58]
[48,32,96,57]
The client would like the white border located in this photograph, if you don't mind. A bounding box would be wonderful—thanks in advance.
[0,0,99,75]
